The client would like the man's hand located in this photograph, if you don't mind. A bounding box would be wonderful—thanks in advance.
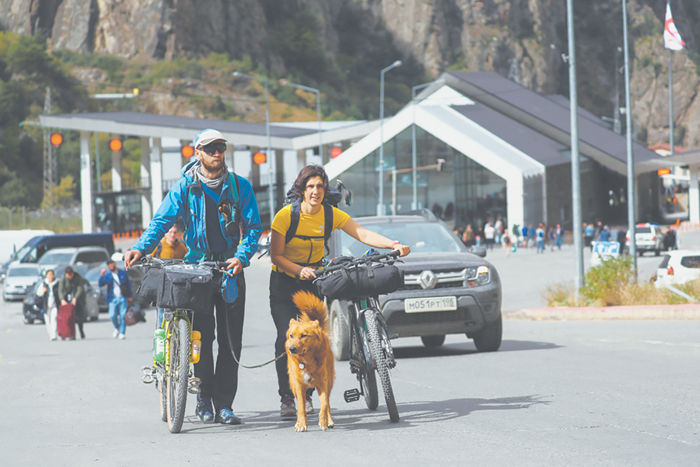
[71,298,77,306]
[226,257,243,275]
[100,268,106,277]
[61,300,67,306]
[123,249,142,269]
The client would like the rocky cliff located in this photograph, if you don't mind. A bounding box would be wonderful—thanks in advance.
[1,0,698,148]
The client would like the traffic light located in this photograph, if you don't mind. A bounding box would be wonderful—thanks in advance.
[181,145,194,158]
[50,133,63,147]
[253,151,267,165]
[109,138,123,152]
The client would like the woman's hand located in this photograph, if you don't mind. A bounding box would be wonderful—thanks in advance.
[297,266,317,280]
[392,243,410,257]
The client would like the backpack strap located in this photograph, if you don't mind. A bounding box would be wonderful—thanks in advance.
[153,242,163,258]
[323,204,333,253]
[285,199,302,244]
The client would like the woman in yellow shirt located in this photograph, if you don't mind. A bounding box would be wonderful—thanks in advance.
[269,165,410,418]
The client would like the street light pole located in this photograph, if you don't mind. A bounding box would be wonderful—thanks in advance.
[233,72,275,219]
[378,60,402,216]
[281,80,322,159]
[411,80,444,210]
[622,0,637,276]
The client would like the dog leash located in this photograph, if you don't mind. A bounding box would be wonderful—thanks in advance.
[230,349,286,369]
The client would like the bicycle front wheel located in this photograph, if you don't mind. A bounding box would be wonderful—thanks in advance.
[366,309,399,422]
[166,317,190,433]
[354,322,378,410]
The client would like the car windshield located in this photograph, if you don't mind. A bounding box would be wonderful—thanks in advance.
[336,221,464,257]
[38,251,74,265]
[636,227,652,234]
[8,267,39,277]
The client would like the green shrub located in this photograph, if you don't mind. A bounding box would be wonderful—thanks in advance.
[580,255,634,304]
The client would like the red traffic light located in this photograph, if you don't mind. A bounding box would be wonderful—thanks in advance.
[657,168,671,176]
[50,133,63,147]
[253,151,267,165]
[109,138,123,152]
[330,146,342,158]
[181,145,194,158]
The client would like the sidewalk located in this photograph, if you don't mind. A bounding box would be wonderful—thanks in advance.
[504,304,700,321]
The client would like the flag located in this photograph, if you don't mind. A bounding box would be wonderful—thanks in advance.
[664,3,685,51]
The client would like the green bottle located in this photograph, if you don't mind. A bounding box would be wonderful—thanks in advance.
[154,329,166,362]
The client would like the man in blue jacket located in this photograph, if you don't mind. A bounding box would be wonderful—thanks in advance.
[99,259,133,339]
[124,129,262,426]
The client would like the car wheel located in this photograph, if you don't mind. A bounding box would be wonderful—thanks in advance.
[421,335,445,348]
[24,318,33,325]
[330,300,350,361]
[472,316,502,352]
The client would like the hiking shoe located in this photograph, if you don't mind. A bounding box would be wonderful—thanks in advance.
[305,394,314,414]
[280,394,296,418]
[195,396,214,423]
[215,406,242,425]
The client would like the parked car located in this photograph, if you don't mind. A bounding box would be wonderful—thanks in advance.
[654,250,700,288]
[84,260,145,313]
[2,264,40,301]
[626,223,664,256]
[325,211,502,360]
[37,246,111,277]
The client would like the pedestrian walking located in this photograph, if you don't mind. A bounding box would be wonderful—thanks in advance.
[57,266,87,339]
[99,259,133,339]
[536,223,545,253]
[462,225,475,247]
[556,224,564,250]
[37,269,59,340]
[484,222,495,250]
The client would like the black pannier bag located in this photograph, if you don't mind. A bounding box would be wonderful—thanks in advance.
[156,264,217,314]
[134,266,163,306]
[315,262,404,300]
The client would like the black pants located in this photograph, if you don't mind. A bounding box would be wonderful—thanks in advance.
[269,271,321,399]
[193,272,246,410]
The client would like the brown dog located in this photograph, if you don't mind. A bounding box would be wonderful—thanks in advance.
[286,291,335,432]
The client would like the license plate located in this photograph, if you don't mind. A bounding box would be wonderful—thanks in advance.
[404,296,457,313]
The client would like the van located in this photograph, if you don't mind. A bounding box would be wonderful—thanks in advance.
[5,232,114,268]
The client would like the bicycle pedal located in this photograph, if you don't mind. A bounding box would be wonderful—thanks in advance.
[141,366,155,384]
[188,377,202,394]
[349,360,360,374]
[344,389,361,403]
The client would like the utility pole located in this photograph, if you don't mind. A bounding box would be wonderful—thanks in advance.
[42,87,56,208]
[622,0,637,276]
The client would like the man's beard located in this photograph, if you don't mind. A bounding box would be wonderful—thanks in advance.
[201,157,224,174]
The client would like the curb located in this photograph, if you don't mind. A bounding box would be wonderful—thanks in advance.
[503,304,700,321]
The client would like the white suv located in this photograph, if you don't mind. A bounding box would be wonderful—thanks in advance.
[626,223,663,256]
[37,246,111,276]
[654,250,700,288]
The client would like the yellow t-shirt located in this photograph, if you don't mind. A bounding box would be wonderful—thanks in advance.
[271,204,350,275]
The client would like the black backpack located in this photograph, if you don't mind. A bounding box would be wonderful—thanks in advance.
[283,180,351,254]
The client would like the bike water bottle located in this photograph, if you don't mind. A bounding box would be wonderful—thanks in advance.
[190,331,202,364]
[154,329,166,362]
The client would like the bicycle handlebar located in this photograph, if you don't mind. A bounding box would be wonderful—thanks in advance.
[134,256,233,275]
[312,249,401,277]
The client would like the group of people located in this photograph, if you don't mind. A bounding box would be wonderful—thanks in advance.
[37,266,89,340]
[123,129,410,426]
[456,220,565,254]
[458,219,504,250]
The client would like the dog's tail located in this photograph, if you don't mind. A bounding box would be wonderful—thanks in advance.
[292,291,329,333]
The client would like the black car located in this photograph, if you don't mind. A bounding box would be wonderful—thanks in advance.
[326,211,502,360]
[22,280,46,324]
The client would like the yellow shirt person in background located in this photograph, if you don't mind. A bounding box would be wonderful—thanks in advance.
[151,224,188,260]
[268,164,410,418]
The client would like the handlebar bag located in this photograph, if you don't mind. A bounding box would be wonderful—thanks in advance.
[156,264,216,314]
[134,266,163,306]
[316,263,404,300]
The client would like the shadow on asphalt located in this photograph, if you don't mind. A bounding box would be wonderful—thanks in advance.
[392,339,561,359]
[172,395,550,433]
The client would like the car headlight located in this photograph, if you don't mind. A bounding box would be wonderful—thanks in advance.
[466,265,490,286]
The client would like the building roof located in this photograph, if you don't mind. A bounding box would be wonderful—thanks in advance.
[444,71,662,172]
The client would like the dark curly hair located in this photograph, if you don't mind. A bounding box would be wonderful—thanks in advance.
[292,164,329,199]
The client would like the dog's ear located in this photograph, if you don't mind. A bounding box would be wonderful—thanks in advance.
[288,318,297,327]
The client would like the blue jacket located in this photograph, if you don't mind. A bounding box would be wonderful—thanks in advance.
[132,161,262,296]
[98,268,133,302]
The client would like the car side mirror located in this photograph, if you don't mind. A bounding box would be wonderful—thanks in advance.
[469,246,487,258]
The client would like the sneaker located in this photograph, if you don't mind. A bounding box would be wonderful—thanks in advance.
[215,406,242,425]
[113,329,119,338]
[280,394,296,418]
[305,394,314,414]
[195,396,214,422]
[118,333,125,340]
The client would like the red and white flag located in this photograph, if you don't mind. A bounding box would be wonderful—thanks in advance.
[664,3,685,51]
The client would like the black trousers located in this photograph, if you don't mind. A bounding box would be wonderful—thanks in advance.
[269,271,321,398]
[193,272,246,410]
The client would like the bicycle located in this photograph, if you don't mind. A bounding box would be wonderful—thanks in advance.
[138,257,231,433]
[313,250,402,422]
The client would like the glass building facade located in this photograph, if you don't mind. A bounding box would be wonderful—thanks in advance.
[338,126,507,230]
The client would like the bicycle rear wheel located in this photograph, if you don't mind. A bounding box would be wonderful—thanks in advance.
[366,309,399,422]
[354,323,378,410]
[166,317,190,433]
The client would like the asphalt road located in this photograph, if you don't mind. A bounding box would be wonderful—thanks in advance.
[1,257,698,466]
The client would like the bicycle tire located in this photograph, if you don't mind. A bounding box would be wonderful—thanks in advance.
[166,317,190,433]
[366,309,399,422]
[354,320,378,410]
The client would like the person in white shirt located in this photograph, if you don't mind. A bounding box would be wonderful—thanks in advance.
[37,269,59,341]
[484,222,495,250]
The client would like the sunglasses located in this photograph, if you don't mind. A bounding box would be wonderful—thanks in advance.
[200,142,227,155]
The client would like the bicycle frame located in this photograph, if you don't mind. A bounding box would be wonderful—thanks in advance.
[155,309,193,378]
